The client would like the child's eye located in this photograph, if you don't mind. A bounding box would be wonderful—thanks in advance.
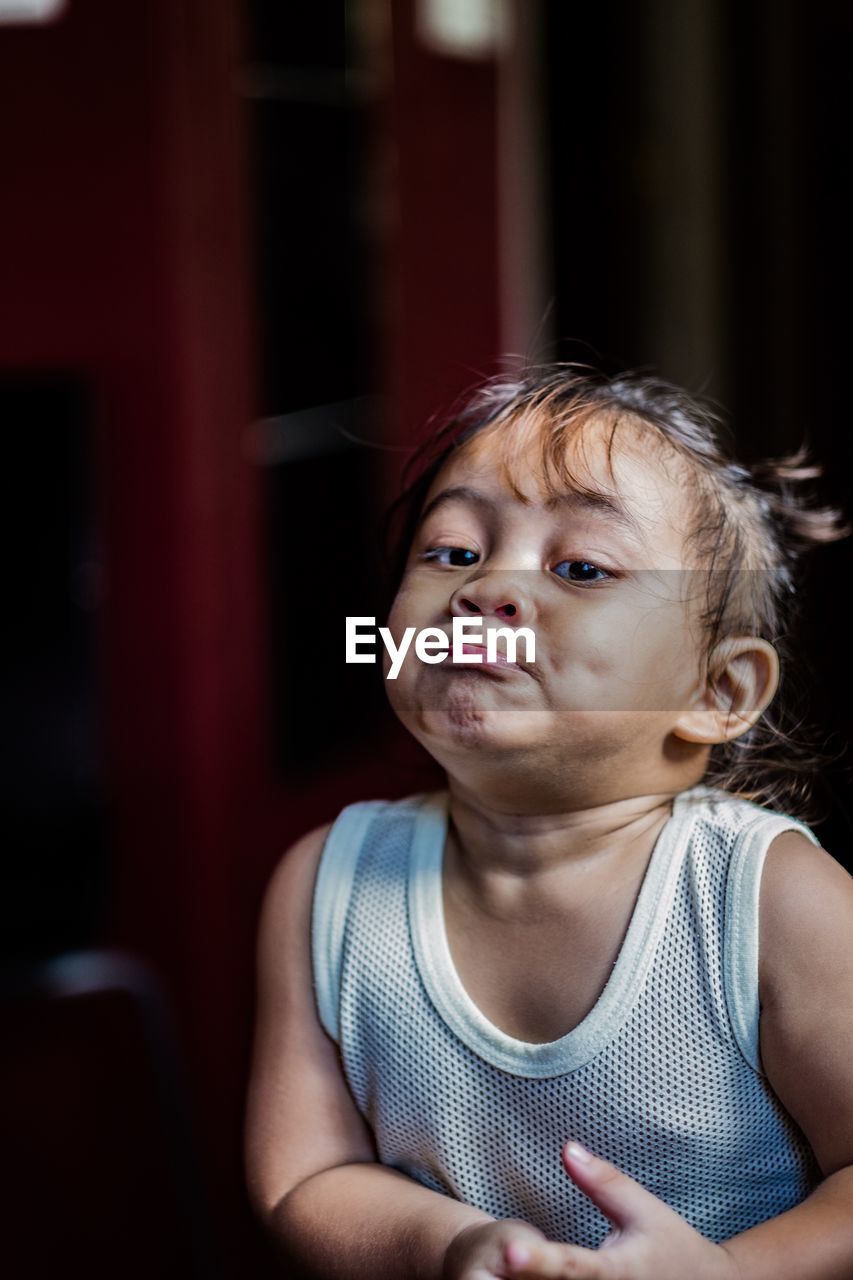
[552,559,611,584]
[421,546,480,568]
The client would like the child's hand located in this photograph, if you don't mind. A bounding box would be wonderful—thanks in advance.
[501,1142,738,1280]
[444,1218,551,1280]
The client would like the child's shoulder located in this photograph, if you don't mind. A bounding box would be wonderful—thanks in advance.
[667,782,852,925]
[678,783,819,842]
[685,785,852,973]
[758,819,852,947]
[306,790,446,889]
[672,784,838,901]
[753,809,853,1084]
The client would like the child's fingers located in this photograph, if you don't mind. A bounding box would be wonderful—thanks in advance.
[561,1140,671,1232]
[504,1238,608,1279]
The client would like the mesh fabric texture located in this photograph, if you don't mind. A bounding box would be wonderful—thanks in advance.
[311,787,822,1247]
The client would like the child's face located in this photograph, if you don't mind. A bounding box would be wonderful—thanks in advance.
[383,415,713,804]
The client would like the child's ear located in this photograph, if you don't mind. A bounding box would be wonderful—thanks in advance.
[672,637,780,745]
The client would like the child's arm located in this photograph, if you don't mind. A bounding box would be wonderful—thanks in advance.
[499,831,853,1280]
[244,822,546,1279]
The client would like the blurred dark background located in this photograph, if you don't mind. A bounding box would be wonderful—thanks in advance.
[1,0,850,1275]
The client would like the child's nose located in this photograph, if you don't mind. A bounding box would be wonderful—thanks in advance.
[449,575,529,622]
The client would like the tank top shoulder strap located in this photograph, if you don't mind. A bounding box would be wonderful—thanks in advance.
[311,793,429,1042]
[722,800,820,1075]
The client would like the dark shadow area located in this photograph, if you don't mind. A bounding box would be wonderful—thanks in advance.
[1,374,113,964]
[2,952,221,1279]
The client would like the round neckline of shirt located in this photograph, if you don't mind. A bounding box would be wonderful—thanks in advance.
[408,787,701,1078]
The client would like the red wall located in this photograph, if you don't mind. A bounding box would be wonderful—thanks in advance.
[1,0,269,1262]
[0,0,503,1270]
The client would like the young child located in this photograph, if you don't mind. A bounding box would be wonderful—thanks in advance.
[245,366,853,1280]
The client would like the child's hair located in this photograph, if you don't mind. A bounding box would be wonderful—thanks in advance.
[380,363,849,820]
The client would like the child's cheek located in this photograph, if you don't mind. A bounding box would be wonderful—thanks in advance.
[382,648,419,731]
[384,576,419,633]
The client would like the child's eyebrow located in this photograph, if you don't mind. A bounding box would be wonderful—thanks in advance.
[417,484,643,540]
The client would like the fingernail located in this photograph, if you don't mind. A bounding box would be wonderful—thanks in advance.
[506,1242,531,1267]
[566,1140,592,1164]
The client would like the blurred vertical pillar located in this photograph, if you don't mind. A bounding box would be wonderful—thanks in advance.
[638,0,726,396]
[721,0,809,454]
[0,0,267,1258]
[137,0,267,1191]
[496,0,553,365]
[383,0,502,493]
[102,0,270,1244]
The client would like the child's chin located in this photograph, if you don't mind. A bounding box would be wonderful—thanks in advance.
[418,699,551,756]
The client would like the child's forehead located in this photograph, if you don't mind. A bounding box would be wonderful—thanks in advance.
[427,406,696,516]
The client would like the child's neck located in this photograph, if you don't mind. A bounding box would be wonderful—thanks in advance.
[444,778,686,883]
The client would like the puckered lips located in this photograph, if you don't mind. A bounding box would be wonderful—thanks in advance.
[441,639,535,677]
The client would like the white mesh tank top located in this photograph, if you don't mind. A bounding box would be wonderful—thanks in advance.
[311,785,823,1246]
